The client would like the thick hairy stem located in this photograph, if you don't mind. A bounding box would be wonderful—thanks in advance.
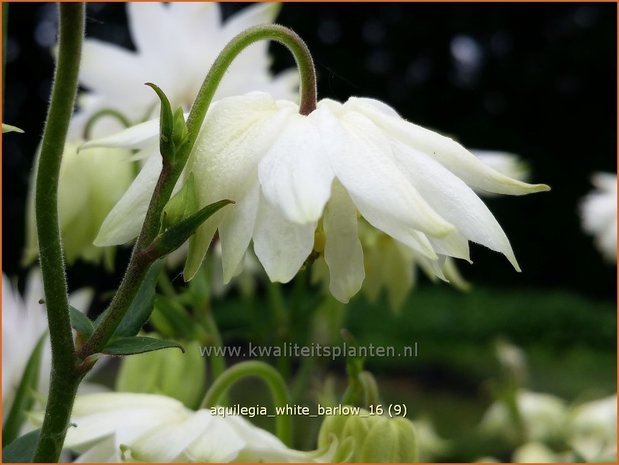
[32,3,84,462]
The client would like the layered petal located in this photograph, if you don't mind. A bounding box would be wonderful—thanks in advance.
[258,111,334,224]
[323,181,365,303]
[391,141,520,270]
[347,97,550,195]
[317,101,455,243]
[95,154,161,246]
[253,193,316,283]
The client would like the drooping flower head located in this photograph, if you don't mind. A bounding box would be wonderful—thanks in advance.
[87,92,549,303]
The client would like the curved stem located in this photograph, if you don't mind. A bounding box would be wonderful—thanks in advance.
[200,361,293,446]
[32,3,84,462]
[82,108,131,140]
[183,24,317,161]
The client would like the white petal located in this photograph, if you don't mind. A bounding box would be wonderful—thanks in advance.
[80,119,160,151]
[130,410,215,462]
[127,3,169,57]
[253,194,316,283]
[80,40,151,107]
[222,3,281,43]
[348,97,550,195]
[258,112,334,224]
[219,181,260,283]
[323,181,365,303]
[182,415,245,462]
[65,393,186,451]
[95,154,161,246]
[184,216,220,281]
[392,141,520,270]
[316,101,455,241]
[73,435,119,463]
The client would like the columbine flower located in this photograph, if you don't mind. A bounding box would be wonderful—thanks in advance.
[480,390,567,445]
[70,3,298,138]
[580,172,617,262]
[86,92,548,303]
[23,142,134,267]
[33,392,329,462]
[567,395,617,462]
[2,270,93,418]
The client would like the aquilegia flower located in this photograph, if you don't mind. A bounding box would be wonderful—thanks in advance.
[2,270,93,418]
[568,395,617,462]
[70,3,298,138]
[86,92,549,303]
[36,392,330,462]
[23,142,134,267]
[580,172,617,262]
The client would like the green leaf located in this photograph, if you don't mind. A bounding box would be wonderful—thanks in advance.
[2,429,40,463]
[150,199,233,258]
[145,82,175,160]
[2,335,46,447]
[2,123,24,134]
[102,336,184,356]
[112,260,164,338]
[69,306,94,338]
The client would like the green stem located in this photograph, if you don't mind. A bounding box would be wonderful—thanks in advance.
[203,310,226,381]
[82,108,131,140]
[32,4,84,462]
[200,361,293,446]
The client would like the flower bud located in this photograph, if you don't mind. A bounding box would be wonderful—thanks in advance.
[318,408,417,462]
[116,337,205,409]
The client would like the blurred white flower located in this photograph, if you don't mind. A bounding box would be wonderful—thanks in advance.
[511,441,560,463]
[38,392,329,462]
[85,93,548,303]
[71,3,298,139]
[568,395,617,462]
[472,150,530,183]
[580,173,617,262]
[2,270,92,419]
[480,391,567,444]
[23,142,135,267]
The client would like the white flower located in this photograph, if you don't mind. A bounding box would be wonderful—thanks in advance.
[71,3,298,139]
[511,441,561,463]
[2,270,93,419]
[480,391,567,444]
[38,392,328,462]
[568,395,617,462]
[86,92,548,303]
[580,172,617,262]
[23,143,135,267]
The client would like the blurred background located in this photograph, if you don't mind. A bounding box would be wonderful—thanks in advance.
[2,3,616,461]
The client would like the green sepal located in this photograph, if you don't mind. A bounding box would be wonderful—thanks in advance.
[149,199,233,258]
[2,123,24,134]
[160,174,198,232]
[112,259,164,338]
[2,429,40,463]
[102,336,184,356]
[69,306,94,338]
[2,335,46,446]
[145,82,175,161]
